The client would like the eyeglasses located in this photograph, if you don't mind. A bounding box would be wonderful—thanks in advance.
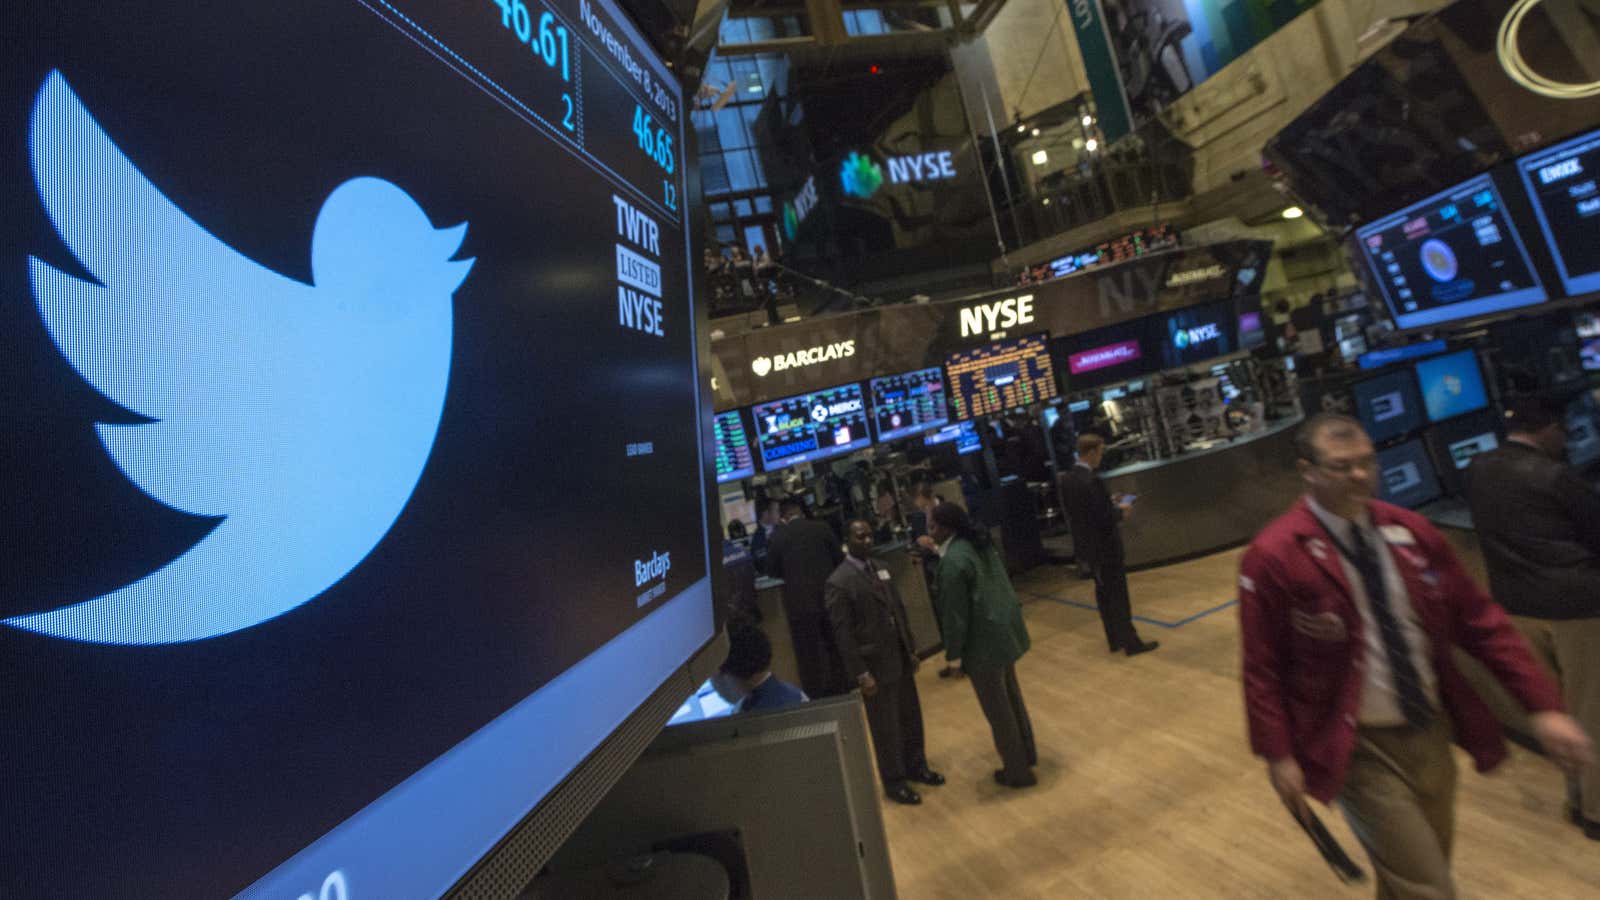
[1310,454,1378,475]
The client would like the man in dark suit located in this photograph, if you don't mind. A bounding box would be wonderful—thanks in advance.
[1466,394,1600,838]
[766,497,847,698]
[748,498,780,574]
[826,519,944,805]
[1059,433,1158,656]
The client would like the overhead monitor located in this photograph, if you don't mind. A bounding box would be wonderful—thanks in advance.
[3,1,714,896]
[1058,318,1153,391]
[1352,369,1426,444]
[944,334,1058,421]
[1238,310,1267,349]
[1414,350,1489,424]
[1355,173,1547,329]
[714,409,756,483]
[869,367,950,443]
[752,382,872,471]
[1517,127,1600,297]
[1153,300,1237,369]
[1376,440,1443,509]
[1426,412,1501,495]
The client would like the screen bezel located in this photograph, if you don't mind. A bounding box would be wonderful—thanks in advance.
[1515,126,1600,298]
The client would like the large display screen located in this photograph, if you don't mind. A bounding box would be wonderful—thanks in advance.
[714,409,756,483]
[1376,440,1443,509]
[1058,317,1153,391]
[3,2,712,896]
[1356,173,1547,329]
[870,367,950,443]
[1153,300,1237,369]
[1353,369,1426,444]
[753,382,872,471]
[1414,350,1489,424]
[945,334,1058,420]
[923,420,983,454]
[1518,128,1600,297]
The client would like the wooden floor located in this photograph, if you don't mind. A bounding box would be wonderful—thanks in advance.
[880,547,1600,899]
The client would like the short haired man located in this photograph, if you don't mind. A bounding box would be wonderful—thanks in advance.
[826,520,944,805]
[1240,413,1592,898]
[712,622,806,713]
[1059,433,1158,656]
[1465,394,1600,838]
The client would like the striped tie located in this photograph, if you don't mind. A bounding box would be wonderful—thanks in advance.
[1348,525,1433,727]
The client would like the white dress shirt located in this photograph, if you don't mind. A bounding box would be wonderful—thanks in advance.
[1305,495,1440,727]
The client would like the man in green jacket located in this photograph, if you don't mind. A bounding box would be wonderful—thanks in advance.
[929,502,1038,788]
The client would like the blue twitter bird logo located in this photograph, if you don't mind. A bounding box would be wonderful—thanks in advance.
[7,72,473,645]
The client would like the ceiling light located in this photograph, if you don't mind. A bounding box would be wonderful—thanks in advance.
[1084,138,1098,152]
[1071,137,1085,149]
[1031,127,1041,137]
[1017,123,1027,133]
[1082,115,1094,127]
[1042,197,1051,205]
[1282,206,1304,219]
[1031,150,1048,165]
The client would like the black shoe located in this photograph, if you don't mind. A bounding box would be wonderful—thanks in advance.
[1569,805,1600,840]
[1108,644,1123,654]
[1125,640,1160,657]
[993,769,1038,789]
[938,665,964,679]
[908,766,946,786]
[886,784,922,805]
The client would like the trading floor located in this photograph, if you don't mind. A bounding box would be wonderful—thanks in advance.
[881,548,1600,899]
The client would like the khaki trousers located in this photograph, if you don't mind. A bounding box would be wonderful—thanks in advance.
[1513,615,1600,822]
[1339,719,1458,900]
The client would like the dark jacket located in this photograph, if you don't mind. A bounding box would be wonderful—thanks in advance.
[749,523,773,574]
[824,556,918,684]
[766,517,843,615]
[936,538,1030,670]
[1060,463,1124,569]
[1465,442,1600,619]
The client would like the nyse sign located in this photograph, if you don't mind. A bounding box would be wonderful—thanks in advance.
[887,151,956,184]
[959,294,1034,337]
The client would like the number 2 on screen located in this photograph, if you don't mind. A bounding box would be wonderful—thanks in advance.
[562,93,574,131]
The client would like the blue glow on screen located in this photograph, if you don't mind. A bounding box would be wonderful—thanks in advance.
[1415,351,1488,423]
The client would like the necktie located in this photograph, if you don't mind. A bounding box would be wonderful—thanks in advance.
[1346,525,1433,728]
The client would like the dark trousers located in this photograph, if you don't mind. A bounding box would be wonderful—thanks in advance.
[1093,563,1140,651]
[788,610,847,699]
[863,672,928,788]
[967,662,1036,780]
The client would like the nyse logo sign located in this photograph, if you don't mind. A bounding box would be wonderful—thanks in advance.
[960,294,1034,338]
[749,340,857,377]
[887,151,957,184]
[1172,322,1222,349]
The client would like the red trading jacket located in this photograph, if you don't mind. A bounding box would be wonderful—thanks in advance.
[1239,497,1563,804]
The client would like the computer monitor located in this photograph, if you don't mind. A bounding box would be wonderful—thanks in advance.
[714,409,756,483]
[944,334,1058,420]
[752,382,873,472]
[1584,338,1600,373]
[1355,172,1547,330]
[1517,127,1600,297]
[1376,440,1444,509]
[1415,350,1489,424]
[667,678,737,725]
[1352,368,1426,444]
[1426,412,1502,495]
[869,367,950,443]
[4,2,718,896]
[1569,392,1600,470]
[923,420,982,455]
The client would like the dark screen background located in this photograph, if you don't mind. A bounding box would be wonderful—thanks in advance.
[0,2,707,896]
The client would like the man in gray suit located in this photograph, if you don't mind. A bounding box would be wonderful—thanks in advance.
[826,519,944,805]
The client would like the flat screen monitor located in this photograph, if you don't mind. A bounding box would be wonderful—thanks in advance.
[945,334,1058,420]
[869,367,950,443]
[1355,173,1547,329]
[1153,300,1237,369]
[667,678,737,725]
[1569,392,1600,469]
[1426,412,1502,494]
[923,420,982,454]
[1358,339,1448,370]
[714,409,756,483]
[3,0,715,895]
[1376,440,1443,509]
[1577,311,1600,339]
[1058,318,1153,390]
[1352,369,1426,444]
[753,382,872,471]
[1584,338,1600,373]
[1238,310,1266,349]
[1517,128,1600,297]
[1415,350,1489,423]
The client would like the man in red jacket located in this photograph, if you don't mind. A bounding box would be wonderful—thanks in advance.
[1240,413,1592,899]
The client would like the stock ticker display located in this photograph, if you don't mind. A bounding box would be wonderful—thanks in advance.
[945,334,1058,421]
